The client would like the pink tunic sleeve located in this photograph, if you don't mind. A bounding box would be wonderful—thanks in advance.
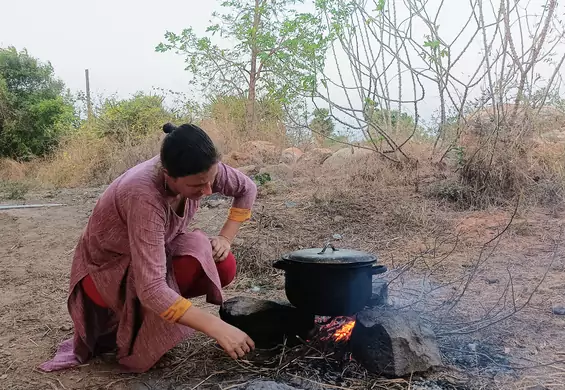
[213,162,257,209]
[126,194,180,315]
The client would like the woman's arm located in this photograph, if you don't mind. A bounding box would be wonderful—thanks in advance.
[126,193,254,358]
[211,163,258,261]
[177,306,255,359]
[212,162,257,214]
[126,195,182,316]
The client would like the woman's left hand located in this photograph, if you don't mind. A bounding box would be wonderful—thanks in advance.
[210,235,231,262]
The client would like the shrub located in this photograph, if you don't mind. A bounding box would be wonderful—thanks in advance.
[93,93,172,143]
[0,47,76,160]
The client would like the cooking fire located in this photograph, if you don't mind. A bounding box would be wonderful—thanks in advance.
[317,316,356,343]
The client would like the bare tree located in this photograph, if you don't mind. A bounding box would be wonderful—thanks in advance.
[305,0,565,163]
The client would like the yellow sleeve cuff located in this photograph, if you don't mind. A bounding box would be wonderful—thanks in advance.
[160,297,192,323]
[228,207,252,222]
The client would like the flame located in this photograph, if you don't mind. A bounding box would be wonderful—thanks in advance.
[333,320,355,342]
[318,316,356,342]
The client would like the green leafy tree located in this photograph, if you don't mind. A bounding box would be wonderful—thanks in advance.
[0,47,75,160]
[156,0,330,134]
[371,109,415,129]
[309,107,334,144]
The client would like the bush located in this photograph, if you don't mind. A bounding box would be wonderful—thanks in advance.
[0,47,76,160]
[449,111,565,208]
[93,93,172,142]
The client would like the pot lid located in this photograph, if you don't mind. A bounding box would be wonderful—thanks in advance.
[281,243,376,265]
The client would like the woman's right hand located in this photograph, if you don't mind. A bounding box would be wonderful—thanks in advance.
[178,305,255,359]
[207,321,255,359]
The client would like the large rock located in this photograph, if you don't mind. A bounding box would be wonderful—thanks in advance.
[280,147,303,165]
[297,148,333,167]
[350,307,442,377]
[219,297,315,348]
[322,147,374,171]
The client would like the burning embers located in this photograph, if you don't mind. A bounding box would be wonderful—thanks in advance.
[317,316,356,343]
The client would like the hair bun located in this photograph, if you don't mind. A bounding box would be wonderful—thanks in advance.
[163,123,177,134]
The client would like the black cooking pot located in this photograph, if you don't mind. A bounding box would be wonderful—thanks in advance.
[273,243,387,316]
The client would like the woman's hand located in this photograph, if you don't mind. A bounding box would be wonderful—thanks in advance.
[207,320,255,359]
[178,306,255,359]
[210,235,231,262]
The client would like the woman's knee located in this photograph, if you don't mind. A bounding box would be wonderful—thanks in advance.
[217,252,237,287]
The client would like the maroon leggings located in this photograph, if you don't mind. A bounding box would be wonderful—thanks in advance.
[81,253,237,308]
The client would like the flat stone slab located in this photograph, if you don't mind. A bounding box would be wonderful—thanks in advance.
[220,296,314,348]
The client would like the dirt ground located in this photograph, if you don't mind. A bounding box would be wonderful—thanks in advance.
[1,182,565,390]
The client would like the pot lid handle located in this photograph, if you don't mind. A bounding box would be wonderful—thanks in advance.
[318,242,339,255]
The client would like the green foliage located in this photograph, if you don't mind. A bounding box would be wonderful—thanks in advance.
[364,100,416,130]
[156,0,330,104]
[94,93,172,142]
[375,0,386,11]
[308,107,348,146]
[422,35,449,60]
[309,107,335,137]
[252,172,272,186]
[0,47,76,160]
[371,109,416,129]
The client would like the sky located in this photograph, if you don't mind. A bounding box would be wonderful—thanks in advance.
[0,0,218,99]
[1,0,563,131]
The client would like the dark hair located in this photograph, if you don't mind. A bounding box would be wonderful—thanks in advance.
[160,122,219,178]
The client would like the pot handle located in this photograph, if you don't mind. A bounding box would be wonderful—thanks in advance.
[318,242,339,255]
[273,260,288,270]
[371,265,388,275]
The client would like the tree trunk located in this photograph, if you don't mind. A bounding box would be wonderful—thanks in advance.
[246,0,261,136]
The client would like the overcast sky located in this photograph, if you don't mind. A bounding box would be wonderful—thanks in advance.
[0,0,218,98]
[1,0,563,129]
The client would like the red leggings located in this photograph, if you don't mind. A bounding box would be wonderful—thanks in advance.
[81,253,237,308]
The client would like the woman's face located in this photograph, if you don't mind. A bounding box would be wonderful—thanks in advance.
[165,163,218,200]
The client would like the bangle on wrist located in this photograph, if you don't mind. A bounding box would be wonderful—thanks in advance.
[219,234,232,244]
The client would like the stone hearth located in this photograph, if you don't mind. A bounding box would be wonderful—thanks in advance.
[219,280,442,378]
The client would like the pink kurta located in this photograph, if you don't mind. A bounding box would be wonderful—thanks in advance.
[39,156,257,373]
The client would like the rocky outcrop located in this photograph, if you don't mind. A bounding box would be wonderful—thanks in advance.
[296,148,333,167]
[322,147,374,171]
[280,147,303,165]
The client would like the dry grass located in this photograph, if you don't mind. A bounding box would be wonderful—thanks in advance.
[0,109,292,189]
[30,129,162,188]
[1,101,564,214]
[458,139,565,209]
[426,108,565,209]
